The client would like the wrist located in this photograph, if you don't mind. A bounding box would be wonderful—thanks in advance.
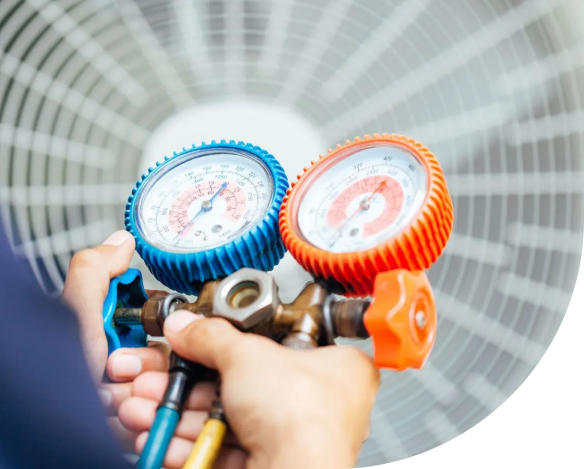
[251,424,359,469]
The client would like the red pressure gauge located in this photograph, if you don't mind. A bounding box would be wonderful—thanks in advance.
[279,134,453,297]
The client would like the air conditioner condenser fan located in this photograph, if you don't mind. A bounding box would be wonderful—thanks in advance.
[1,0,583,466]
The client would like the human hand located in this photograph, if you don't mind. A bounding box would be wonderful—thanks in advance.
[62,230,170,449]
[119,312,381,469]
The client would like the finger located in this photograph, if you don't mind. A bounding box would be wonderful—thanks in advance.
[119,397,240,447]
[132,371,216,410]
[135,433,191,469]
[312,345,381,390]
[119,397,206,439]
[62,230,135,379]
[106,343,170,382]
[163,312,250,372]
[99,382,132,413]
[213,447,248,469]
[135,433,246,469]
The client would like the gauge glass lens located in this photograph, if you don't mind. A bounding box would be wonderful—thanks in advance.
[135,149,273,253]
[296,144,427,253]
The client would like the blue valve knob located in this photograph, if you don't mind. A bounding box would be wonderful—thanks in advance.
[102,268,149,355]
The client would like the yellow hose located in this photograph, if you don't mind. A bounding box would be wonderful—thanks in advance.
[182,418,227,469]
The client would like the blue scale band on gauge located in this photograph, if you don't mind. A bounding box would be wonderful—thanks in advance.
[125,140,289,295]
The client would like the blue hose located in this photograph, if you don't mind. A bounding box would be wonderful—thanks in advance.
[137,407,180,469]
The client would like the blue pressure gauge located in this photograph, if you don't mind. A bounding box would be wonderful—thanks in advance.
[125,140,288,295]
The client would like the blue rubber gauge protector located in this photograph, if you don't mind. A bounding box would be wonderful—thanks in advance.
[125,140,288,295]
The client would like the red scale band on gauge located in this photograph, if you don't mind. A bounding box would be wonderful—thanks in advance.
[327,175,404,238]
[167,181,247,237]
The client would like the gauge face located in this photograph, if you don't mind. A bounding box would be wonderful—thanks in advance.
[134,148,273,253]
[295,144,428,253]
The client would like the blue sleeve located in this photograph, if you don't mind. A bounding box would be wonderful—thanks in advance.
[0,224,132,469]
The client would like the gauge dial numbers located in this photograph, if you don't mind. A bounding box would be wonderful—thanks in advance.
[280,134,454,297]
[326,175,403,238]
[297,156,426,254]
[166,180,248,238]
[134,149,272,253]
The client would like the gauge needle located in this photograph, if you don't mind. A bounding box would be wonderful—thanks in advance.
[328,180,387,248]
[175,182,228,240]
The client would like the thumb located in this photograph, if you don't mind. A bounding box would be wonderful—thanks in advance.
[62,230,136,380]
[163,311,247,372]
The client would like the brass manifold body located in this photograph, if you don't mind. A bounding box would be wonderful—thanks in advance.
[113,267,435,469]
[113,268,371,346]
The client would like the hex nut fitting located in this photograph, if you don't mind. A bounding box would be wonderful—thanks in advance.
[141,297,167,337]
[141,293,187,337]
[213,268,279,330]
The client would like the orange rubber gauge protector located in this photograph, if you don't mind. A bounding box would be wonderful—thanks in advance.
[279,134,453,297]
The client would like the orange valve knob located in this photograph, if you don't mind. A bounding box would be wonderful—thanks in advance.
[279,134,453,297]
[363,269,436,370]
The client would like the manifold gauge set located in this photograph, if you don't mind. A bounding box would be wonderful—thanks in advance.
[101,133,453,469]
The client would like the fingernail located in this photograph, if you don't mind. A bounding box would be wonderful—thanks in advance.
[102,230,131,246]
[112,354,142,378]
[99,389,112,408]
[164,310,202,335]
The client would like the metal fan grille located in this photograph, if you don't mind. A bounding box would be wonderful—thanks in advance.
[1,0,583,466]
